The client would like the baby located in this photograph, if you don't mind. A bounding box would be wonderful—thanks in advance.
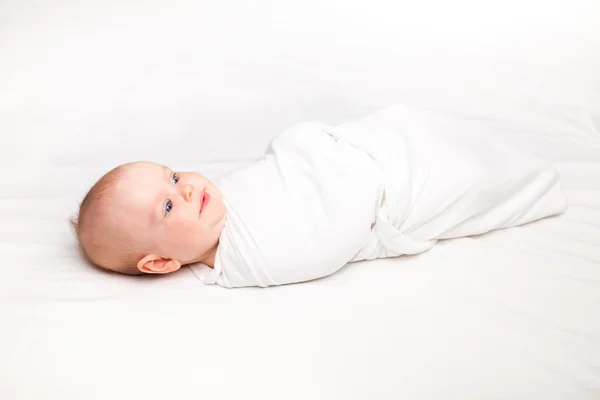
[72,161,227,276]
[72,105,567,287]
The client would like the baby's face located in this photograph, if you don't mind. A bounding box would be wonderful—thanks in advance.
[111,162,226,269]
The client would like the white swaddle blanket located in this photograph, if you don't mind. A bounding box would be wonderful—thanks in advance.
[190,105,567,288]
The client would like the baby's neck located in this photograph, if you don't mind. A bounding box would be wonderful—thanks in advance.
[189,243,218,269]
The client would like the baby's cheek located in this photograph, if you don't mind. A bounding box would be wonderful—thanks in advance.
[173,219,203,245]
[180,218,200,234]
[181,226,206,260]
[162,228,194,260]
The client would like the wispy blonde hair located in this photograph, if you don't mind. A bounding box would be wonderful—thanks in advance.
[70,165,144,275]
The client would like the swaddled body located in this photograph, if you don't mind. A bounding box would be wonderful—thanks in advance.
[191,105,567,288]
[191,121,385,287]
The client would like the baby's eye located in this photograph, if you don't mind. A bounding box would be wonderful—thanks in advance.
[172,173,179,184]
[165,200,173,215]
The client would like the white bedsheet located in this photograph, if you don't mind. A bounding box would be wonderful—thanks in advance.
[1,0,600,399]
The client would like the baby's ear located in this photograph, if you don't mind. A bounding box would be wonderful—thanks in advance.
[137,254,182,274]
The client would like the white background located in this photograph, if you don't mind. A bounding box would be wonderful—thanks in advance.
[1,1,600,399]
[2,0,599,173]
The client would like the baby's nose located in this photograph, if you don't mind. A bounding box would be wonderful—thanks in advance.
[182,184,194,201]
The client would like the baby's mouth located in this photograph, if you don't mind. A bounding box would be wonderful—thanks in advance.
[199,189,210,215]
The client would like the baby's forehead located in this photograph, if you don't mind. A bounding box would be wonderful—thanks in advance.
[121,162,166,183]
[112,164,165,206]
[123,161,165,175]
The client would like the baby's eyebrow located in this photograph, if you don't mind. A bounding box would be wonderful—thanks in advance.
[150,167,170,224]
[162,165,174,183]
[151,192,161,225]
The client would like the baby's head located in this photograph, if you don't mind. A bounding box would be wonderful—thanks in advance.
[71,161,226,275]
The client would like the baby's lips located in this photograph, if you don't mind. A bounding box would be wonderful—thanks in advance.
[199,187,208,214]
[198,190,204,213]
